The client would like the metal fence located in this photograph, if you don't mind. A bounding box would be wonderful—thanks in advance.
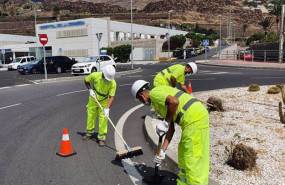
[217,50,285,63]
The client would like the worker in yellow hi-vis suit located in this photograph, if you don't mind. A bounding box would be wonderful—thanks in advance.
[131,80,209,185]
[153,62,198,93]
[83,65,117,147]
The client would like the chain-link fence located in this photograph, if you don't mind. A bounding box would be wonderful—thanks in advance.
[217,50,285,63]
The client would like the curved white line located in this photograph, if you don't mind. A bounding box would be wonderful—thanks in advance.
[115,104,145,185]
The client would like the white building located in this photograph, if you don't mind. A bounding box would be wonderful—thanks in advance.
[1,17,188,62]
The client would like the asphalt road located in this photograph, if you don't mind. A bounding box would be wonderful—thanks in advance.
[0,51,284,185]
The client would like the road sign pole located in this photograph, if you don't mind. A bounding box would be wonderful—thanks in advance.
[3,53,5,65]
[43,45,47,80]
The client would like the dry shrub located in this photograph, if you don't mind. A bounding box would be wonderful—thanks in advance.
[276,84,283,90]
[267,86,281,94]
[226,143,257,170]
[207,96,224,112]
[248,84,260,92]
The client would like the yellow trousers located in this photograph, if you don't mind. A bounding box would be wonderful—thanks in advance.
[177,115,209,185]
[85,97,108,141]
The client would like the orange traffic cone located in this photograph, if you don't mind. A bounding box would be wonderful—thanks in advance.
[187,81,193,93]
[56,128,77,157]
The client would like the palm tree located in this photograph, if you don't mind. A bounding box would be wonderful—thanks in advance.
[269,3,282,34]
[258,17,273,39]
[242,24,248,42]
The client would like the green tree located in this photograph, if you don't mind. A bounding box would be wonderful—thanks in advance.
[52,7,60,18]
[258,17,273,38]
[269,3,282,34]
[246,33,265,45]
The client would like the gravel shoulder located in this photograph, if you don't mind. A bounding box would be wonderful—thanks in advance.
[152,86,285,185]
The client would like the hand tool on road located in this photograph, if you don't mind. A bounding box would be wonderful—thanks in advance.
[91,95,143,161]
[142,133,166,184]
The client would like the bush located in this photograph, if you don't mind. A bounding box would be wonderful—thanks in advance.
[267,86,281,94]
[246,33,265,45]
[113,45,131,63]
[248,84,260,92]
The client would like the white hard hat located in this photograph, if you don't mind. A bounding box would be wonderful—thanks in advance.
[131,80,150,99]
[102,65,116,81]
[187,62,198,75]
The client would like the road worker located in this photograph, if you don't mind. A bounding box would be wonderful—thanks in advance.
[83,65,117,147]
[153,62,198,93]
[131,80,209,185]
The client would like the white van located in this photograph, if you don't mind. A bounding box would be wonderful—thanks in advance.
[8,56,35,70]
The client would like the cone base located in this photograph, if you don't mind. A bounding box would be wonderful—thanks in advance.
[56,151,77,157]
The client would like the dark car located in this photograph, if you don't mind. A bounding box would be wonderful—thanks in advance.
[40,56,77,74]
[18,59,43,74]
[173,49,191,59]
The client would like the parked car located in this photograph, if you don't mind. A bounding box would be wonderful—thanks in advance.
[71,55,116,76]
[195,48,203,55]
[39,56,77,74]
[237,50,254,61]
[186,48,197,57]
[0,60,3,68]
[18,59,43,74]
[7,56,35,70]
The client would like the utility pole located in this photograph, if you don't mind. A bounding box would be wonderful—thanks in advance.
[130,0,133,69]
[279,4,285,63]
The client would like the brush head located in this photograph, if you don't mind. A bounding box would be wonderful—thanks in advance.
[142,175,165,184]
[115,146,143,161]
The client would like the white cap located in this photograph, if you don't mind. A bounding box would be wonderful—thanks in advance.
[187,62,198,75]
[102,65,116,81]
[131,80,150,99]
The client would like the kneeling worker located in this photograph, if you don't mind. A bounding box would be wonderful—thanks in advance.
[83,65,117,147]
[153,62,198,93]
[131,80,209,184]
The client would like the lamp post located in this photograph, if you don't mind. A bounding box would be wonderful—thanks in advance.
[218,15,222,58]
[34,9,41,59]
[130,0,134,69]
[168,10,173,59]
[96,33,103,71]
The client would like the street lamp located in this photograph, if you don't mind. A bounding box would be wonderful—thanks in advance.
[130,0,134,69]
[34,9,41,59]
[168,10,173,59]
[218,15,222,58]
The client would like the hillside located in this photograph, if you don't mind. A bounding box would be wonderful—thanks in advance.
[0,0,264,37]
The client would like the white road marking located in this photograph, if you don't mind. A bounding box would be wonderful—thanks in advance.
[115,104,145,185]
[251,77,285,79]
[15,84,31,87]
[0,103,22,110]
[128,75,143,78]
[190,78,216,81]
[0,87,11,90]
[119,83,133,87]
[56,89,87,96]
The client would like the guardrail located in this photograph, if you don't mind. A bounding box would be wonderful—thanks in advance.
[217,50,285,63]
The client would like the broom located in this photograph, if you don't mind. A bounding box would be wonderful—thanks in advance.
[91,95,143,161]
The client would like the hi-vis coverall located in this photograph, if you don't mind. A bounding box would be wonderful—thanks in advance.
[153,64,185,87]
[149,85,209,185]
[85,72,116,141]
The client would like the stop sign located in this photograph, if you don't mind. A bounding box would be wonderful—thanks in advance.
[39,34,48,45]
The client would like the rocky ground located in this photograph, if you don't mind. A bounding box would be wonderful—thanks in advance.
[152,85,285,184]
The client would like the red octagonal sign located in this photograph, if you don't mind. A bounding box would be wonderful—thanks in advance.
[39,34,48,45]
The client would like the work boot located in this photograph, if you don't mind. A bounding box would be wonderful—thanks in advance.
[82,135,90,141]
[98,140,105,147]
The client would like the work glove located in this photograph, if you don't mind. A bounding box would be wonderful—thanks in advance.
[156,119,169,135]
[89,89,96,99]
[103,108,110,118]
[153,149,166,165]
